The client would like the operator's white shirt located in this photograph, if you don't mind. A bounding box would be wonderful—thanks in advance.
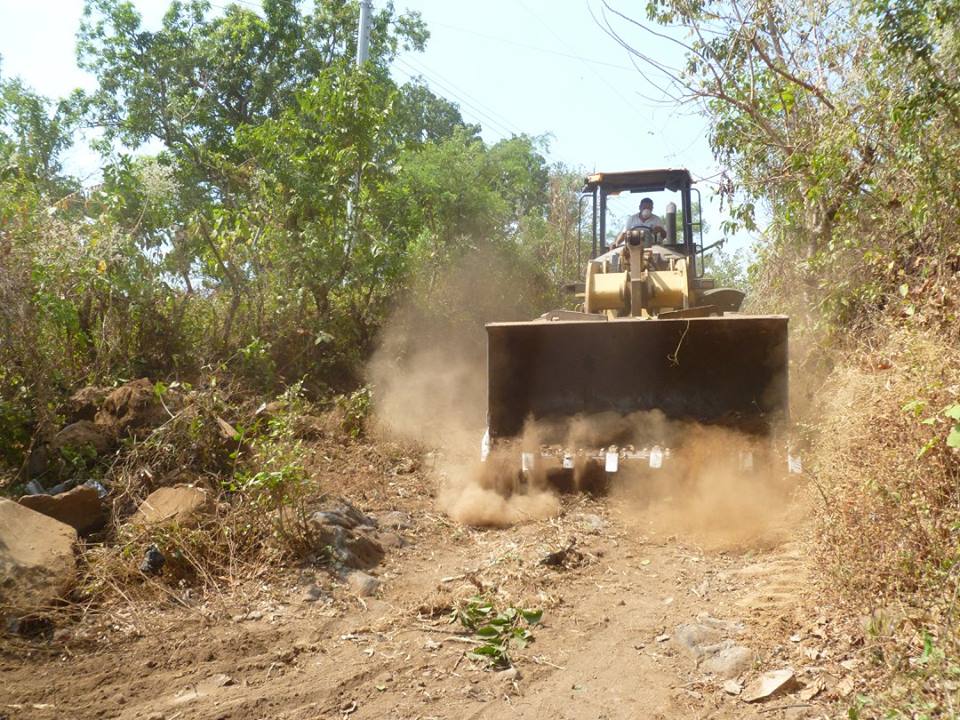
[624,212,665,232]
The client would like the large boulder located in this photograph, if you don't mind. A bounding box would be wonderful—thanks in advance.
[52,420,113,457]
[96,378,173,439]
[0,499,78,615]
[64,386,111,423]
[18,485,107,536]
[131,485,213,527]
[19,421,114,484]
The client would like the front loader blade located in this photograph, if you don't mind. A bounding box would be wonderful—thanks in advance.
[486,315,788,441]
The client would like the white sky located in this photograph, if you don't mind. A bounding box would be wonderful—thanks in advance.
[0,0,751,251]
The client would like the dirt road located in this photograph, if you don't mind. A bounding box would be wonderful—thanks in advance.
[1,462,837,720]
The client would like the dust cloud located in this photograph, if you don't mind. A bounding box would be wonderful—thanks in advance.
[367,247,561,527]
[368,249,799,543]
[602,417,800,551]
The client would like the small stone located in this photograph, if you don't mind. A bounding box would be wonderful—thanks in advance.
[578,513,606,533]
[835,676,855,697]
[497,667,521,683]
[139,545,165,574]
[346,571,380,597]
[701,644,754,679]
[301,584,326,603]
[722,679,742,696]
[742,668,798,703]
[212,673,234,687]
[674,623,724,657]
[131,485,212,527]
[393,457,417,475]
[798,679,824,701]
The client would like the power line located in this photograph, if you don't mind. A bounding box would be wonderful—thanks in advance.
[515,0,651,117]
[391,63,511,142]
[429,20,638,72]
[397,54,524,137]
[394,57,522,140]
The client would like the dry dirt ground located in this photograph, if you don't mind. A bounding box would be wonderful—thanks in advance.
[0,445,845,720]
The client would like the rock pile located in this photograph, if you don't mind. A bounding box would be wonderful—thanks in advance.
[19,378,176,488]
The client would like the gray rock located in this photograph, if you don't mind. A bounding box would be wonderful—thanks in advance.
[497,667,521,683]
[346,571,381,597]
[311,500,377,530]
[578,513,606,533]
[722,679,742,696]
[308,508,384,570]
[674,623,724,658]
[700,643,755,678]
[301,584,327,603]
[696,614,746,635]
[0,499,78,615]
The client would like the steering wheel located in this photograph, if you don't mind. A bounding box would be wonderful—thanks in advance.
[624,226,666,247]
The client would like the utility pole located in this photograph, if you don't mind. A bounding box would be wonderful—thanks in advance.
[349,0,373,229]
[356,0,372,67]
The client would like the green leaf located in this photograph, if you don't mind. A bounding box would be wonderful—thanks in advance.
[947,426,960,449]
[917,438,939,459]
[902,399,926,416]
[944,404,960,421]
[475,625,501,638]
[521,609,543,625]
[469,643,501,657]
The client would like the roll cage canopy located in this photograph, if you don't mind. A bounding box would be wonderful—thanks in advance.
[581,168,693,195]
[581,168,700,269]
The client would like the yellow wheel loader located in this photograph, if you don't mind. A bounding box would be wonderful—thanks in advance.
[484,169,790,484]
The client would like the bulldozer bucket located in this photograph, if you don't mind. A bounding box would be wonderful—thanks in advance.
[486,315,788,441]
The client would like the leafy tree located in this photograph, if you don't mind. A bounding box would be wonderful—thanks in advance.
[0,71,80,196]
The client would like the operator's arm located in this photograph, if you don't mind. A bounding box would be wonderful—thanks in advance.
[649,215,666,239]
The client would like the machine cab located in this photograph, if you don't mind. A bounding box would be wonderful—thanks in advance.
[582,168,703,273]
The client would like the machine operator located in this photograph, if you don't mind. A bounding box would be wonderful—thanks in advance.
[613,196,666,247]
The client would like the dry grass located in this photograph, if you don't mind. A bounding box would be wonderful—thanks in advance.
[812,324,960,596]
[802,320,960,716]
[73,380,333,615]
